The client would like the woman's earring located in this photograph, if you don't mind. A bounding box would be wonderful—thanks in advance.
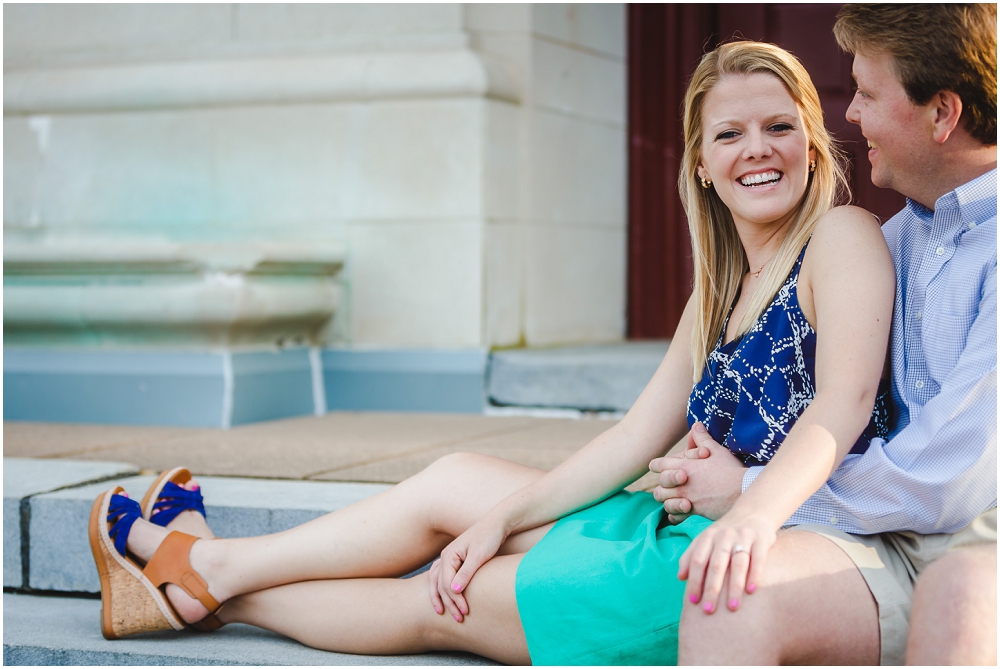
[809,159,817,173]
[700,176,713,189]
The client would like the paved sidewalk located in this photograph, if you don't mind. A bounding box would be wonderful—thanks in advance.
[4,412,659,486]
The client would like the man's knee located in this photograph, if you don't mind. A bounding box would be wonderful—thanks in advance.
[917,543,996,599]
[911,544,997,616]
[907,544,997,665]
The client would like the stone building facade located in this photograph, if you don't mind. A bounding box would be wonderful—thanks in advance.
[4,4,627,425]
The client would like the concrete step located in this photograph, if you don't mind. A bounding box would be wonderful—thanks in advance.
[4,458,141,588]
[487,341,669,412]
[4,457,391,593]
[3,593,495,666]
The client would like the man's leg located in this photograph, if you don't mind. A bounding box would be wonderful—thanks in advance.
[905,544,997,666]
[678,529,879,665]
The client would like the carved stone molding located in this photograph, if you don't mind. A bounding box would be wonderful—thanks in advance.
[3,240,345,347]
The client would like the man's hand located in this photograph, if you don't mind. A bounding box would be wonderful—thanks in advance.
[649,423,747,523]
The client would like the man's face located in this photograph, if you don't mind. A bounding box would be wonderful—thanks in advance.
[846,50,932,199]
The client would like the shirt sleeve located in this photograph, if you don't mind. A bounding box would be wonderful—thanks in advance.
[742,261,997,535]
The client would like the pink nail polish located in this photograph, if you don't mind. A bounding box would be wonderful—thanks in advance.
[434,607,441,614]
[454,615,461,622]
[703,602,714,613]
[689,594,700,604]
[191,483,200,491]
[729,598,739,610]
[747,583,757,593]
[452,583,462,592]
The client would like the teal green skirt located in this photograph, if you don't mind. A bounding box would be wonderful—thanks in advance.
[515,491,712,666]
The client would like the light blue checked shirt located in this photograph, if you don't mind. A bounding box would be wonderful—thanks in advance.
[743,169,997,535]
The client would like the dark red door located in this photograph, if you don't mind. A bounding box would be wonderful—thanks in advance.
[627,4,906,339]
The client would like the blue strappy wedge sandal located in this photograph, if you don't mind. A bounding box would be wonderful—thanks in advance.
[88,487,223,639]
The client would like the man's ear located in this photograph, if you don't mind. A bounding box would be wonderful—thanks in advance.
[929,90,964,144]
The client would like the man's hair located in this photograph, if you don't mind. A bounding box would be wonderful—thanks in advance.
[834,4,997,146]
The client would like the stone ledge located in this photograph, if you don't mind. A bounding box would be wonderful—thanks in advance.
[3,349,321,427]
[3,240,344,348]
[324,349,488,413]
[488,341,669,412]
[3,240,345,276]
[4,49,520,114]
[3,593,496,666]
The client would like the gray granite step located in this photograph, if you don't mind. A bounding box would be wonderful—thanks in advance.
[4,458,140,588]
[2,593,495,666]
[487,341,669,412]
[6,458,391,593]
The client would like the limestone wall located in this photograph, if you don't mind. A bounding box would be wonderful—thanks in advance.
[3,4,626,350]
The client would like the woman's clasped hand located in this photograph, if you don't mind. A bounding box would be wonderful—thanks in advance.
[428,517,506,622]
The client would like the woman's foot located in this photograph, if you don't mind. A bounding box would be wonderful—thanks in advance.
[143,467,215,541]
[157,480,215,540]
[125,515,228,625]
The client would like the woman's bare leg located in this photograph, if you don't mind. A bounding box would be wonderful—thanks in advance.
[124,453,551,624]
[221,555,531,664]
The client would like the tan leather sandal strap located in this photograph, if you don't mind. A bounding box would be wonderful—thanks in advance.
[190,611,224,632]
[144,531,221,614]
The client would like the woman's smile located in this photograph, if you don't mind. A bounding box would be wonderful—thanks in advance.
[698,72,815,230]
[738,170,783,188]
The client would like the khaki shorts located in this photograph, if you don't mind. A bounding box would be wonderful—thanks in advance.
[791,508,997,666]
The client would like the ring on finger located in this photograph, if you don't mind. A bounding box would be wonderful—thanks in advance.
[732,544,748,555]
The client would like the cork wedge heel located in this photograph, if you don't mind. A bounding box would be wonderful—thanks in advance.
[88,487,186,640]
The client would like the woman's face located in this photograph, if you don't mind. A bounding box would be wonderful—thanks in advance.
[698,73,816,231]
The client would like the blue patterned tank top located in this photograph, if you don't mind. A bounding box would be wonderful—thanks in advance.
[687,244,891,466]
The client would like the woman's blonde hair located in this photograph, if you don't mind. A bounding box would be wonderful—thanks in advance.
[680,41,849,380]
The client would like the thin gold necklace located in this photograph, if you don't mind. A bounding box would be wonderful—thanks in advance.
[750,254,776,278]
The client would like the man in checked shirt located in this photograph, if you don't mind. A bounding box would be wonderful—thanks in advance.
[656,5,997,665]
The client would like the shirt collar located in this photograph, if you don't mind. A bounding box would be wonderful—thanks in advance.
[954,168,997,224]
[904,198,934,225]
[904,168,997,229]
